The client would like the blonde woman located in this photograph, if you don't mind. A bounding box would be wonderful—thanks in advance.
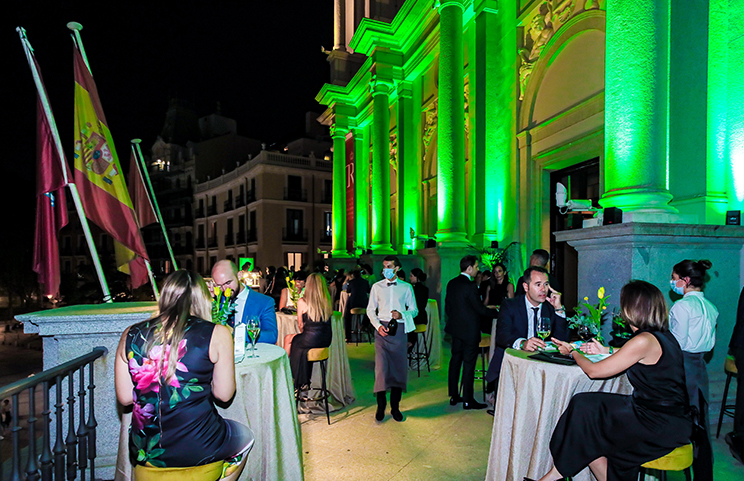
[115,270,253,474]
[284,273,333,390]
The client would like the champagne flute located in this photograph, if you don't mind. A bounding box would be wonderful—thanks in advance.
[537,317,551,348]
[246,316,261,358]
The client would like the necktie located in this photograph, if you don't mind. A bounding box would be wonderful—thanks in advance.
[532,307,539,338]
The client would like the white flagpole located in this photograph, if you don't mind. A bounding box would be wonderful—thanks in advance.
[16,26,113,303]
[132,140,178,271]
[144,259,159,300]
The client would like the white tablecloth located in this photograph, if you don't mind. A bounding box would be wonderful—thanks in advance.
[115,343,303,481]
[219,343,304,481]
[276,312,300,348]
[485,349,633,481]
[424,299,442,370]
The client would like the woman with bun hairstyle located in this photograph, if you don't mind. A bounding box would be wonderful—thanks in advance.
[669,259,718,480]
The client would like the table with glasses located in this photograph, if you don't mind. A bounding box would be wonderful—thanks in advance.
[115,343,304,481]
[276,311,355,411]
[485,348,633,481]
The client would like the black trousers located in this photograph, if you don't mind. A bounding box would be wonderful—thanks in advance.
[733,347,744,437]
[448,337,479,401]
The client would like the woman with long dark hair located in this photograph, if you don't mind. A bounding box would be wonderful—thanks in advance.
[284,273,334,390]
[407,268,429,348]
[531,280,692,481]
[483,262,514,307]
[115,270,253,475]
[669,259,718,479]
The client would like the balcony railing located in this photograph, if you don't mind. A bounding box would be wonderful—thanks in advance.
[282,228,308,242]
[208,237,217,248]
[223,199,233,211]
[235,194,245,208]
[225,233,234,246]
[196,237,205,249]
[247,229,257,243]
[0,347,107,481]
[195,207,205,219]
[320,231,332,244]
[207,205,218,216]
[283,188,307,202]
[247,189,256,203]
[320,190,332,204]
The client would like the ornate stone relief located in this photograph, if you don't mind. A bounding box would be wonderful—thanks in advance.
[518,0,602,100]
[422,100,438,161]
[464,82,470,139]
[389,132,398,172]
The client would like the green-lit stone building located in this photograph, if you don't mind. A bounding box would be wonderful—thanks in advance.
[316,0,744,382]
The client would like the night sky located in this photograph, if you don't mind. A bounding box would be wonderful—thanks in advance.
[2,2,334,269]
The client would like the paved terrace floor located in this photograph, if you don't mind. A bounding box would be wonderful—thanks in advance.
[300,340,744,481]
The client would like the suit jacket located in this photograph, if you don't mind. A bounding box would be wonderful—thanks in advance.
[730,286,744,350]
[239,287,278,345]
[344,276,370,315]
[445,274,496,344]
[485,295,569,381]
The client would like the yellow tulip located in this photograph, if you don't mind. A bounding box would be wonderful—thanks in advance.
[598,287,605,299]
[584,297,589,301]
[214,286,221,297]
[224,288,232,298]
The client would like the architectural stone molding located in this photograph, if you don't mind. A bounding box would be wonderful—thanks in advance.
[389,131,398,171]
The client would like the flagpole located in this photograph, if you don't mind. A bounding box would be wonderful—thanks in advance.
[144,259,160,300]
[132,140,178,271]
[17,26,113,303]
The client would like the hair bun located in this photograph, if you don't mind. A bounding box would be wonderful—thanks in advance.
[697,259,712,271]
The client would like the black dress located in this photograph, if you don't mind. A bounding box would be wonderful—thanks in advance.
[549,330,692,481]
[289,313,332,389]
[408,282,430,345]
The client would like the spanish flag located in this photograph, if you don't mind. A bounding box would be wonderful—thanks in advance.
[72,44,149,288]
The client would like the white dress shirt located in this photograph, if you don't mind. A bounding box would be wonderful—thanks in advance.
[670,291,718,353]
[367,278,418,333]
[235,286,250,324]
[512,296,566,349]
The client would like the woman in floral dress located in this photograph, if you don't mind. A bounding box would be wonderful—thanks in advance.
[115,270,253,471]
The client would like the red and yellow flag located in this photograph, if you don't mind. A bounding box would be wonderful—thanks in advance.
[72,45,149,288]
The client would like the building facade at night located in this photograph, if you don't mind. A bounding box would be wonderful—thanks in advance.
[318,0,744,376]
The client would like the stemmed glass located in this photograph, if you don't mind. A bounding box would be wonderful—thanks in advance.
[537,317,551,348]
[578,325,594,342]
[246,316,261,358]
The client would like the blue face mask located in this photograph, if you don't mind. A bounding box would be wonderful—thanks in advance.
[670,279,685,296]
[383,268,396,280]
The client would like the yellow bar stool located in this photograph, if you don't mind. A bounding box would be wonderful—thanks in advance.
[349,307,371,345]
[134,460,224,481]
[716,354,738,438]
[296,347,331,424]
[639,443,693,481]
[407,324,431,377]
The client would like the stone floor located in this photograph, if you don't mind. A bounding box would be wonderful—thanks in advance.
[299,340,744,481]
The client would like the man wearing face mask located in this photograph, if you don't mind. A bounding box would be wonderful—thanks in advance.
[367,256,418,422]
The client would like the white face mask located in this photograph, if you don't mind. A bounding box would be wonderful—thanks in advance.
[670,279,685,296]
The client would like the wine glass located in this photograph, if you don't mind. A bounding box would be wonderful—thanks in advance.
[537,317,551,348]
[246,316,261,358]
[578,325,594,342]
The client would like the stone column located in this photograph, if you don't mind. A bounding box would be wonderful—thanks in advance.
[333,0,346,51]
[471,0,516,244]
[436,0,468,245]
[352,125,369,253]
[396,81,420,252]
[331,123,350,257]
[370,78,395,254]
[601,0,676,215]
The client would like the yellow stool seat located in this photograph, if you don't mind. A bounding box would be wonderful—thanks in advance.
[414,324,427,334]
[641,444,693,471]
[479,335,491,349]
[349,307,366,315]
[725,355,738,375]
[134,460,224,481]
[307,347,329,362]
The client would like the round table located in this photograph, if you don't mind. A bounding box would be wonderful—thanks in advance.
[217,343,304,481]
[276,312,301,347]
[485,348,633,481]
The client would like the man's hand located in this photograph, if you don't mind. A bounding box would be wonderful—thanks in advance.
[546,285,563,311]
[378,325,389,337]
[521,337,546,352]
[390,310,402,320]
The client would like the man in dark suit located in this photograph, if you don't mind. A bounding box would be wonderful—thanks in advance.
[445,255,498,410]
[344,269,370,341]
[485,266,569,386]
[726,286,744,464]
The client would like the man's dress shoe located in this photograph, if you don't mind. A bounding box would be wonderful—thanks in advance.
[449,396,462,406]
[463,399,488,410]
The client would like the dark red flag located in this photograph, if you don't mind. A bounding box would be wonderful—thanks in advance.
[128,150,158,228]
[33,80,72,298]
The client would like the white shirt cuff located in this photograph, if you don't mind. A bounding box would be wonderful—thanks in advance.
[513,338,526,350]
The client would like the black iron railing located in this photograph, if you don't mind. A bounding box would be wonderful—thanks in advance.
[0,347,107,481]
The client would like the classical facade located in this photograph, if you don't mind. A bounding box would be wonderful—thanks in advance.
[317,0,744,379]
[193,149,333,275]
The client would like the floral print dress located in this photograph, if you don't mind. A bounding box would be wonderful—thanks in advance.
[126,317,231,467]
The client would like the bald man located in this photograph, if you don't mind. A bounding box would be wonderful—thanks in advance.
[212,260,278,345]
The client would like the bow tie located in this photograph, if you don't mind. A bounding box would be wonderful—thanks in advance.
[387,281,397,286]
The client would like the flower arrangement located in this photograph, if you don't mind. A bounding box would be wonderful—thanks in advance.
[287,276,300,308]
[211,286,238,329]
[568,286,610,344]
